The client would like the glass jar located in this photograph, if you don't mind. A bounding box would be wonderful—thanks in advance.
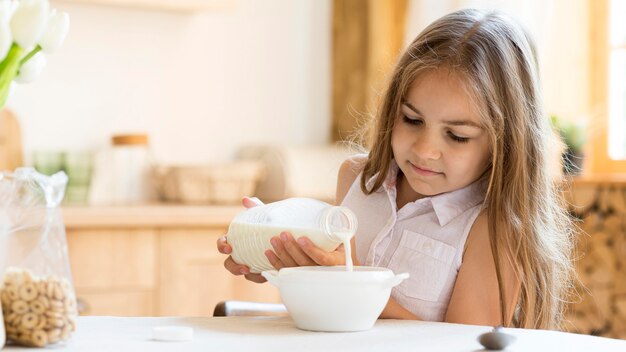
[88,134,154,205]
[110,134,153,204]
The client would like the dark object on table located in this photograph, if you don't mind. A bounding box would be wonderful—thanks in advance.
[478,326,516,350]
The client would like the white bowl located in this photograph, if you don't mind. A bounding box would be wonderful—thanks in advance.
[262,266,409,332]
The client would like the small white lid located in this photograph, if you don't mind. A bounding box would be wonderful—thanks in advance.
[152,326,193,342]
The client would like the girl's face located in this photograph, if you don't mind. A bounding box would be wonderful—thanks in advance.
[391,68,491,198]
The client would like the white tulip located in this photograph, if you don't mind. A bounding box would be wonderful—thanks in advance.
[0,22,10,62]
[0,0,18,23]
[10,0,49,49]
[39,9,69,53]
[15,50,45,83]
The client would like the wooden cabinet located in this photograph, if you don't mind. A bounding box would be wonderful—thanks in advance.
[158,229,233,316]
[64,205,281,317]
[67,229,158,316]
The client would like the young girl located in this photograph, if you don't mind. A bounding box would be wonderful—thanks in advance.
[218,9,574,330]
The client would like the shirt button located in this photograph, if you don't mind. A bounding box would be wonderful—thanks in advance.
[423,243,433,252]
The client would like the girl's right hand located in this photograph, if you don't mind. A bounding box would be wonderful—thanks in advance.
[264,232,348,270]
[217,196,267,283]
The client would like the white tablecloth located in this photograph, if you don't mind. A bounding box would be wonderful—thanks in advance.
[2,316,625,351]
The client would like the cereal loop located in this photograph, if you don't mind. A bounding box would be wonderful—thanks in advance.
[5,286,19,301]
[61,324,72,340]
[47,328,62,344]
[53,283,65,301]
[30,299,46,314]
[32,329,49,347]
[8,312,21,326]
[50,299,64,311]
[19,282,39,301]
[35,315,48,330]
[11,300,29,314]
[21,313,40,329]
[49,317,65,328]
[37,281,47,294]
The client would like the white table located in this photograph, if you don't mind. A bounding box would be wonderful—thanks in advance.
[2,316,625,351]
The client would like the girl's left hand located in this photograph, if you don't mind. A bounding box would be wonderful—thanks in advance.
[265,232,347,270]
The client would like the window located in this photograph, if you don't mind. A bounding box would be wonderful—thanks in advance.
[608,0,626,160]
[589,0,626,173]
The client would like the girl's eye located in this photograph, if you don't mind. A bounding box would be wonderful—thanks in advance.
[402,115,422,125]
[448,132,469,143]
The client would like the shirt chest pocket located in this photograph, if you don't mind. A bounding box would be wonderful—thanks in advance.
[388,230,456,302]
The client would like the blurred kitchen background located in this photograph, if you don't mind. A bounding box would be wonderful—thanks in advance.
[0,0,625,339]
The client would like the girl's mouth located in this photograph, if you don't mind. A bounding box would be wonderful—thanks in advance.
[410,162,443,176]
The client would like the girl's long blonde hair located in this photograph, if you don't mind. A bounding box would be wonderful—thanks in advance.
[360,9,575,329]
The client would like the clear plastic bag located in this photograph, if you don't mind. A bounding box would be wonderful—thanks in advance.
[0,168,77,347]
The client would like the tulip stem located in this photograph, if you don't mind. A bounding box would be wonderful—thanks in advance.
[0,44,26,109]
[20,45,42,67]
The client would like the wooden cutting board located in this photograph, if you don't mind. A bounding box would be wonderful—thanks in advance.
[0,108,23,172]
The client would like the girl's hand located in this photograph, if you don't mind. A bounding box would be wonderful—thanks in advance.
[266,232,347,270]
[217,197,267,283]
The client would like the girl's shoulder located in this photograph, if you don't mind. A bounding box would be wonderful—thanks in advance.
[336,154,368,204]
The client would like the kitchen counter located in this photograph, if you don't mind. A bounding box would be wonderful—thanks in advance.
[62,204,243,228]
[569,173,626,186]
[61,204,280,317]
[2,316,625,351]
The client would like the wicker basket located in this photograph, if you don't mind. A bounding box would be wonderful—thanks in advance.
[153,161,265,204]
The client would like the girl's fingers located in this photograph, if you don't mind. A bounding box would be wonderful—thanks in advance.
[297,236,345,266]
[223,256,250,276]
[220,228,267,284]
[242,196,264,208]
[280,233,316,266]
[244,273,267,283]
[217,235,232,254]
[270,233,299,267]
[265,250,285,270]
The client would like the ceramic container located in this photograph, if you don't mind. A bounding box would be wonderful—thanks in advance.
[262,266,409,332]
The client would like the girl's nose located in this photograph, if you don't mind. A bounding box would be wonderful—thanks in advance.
[412,134,442,160]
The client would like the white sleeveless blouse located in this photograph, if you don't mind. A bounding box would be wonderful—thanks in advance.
[341,160,486,321]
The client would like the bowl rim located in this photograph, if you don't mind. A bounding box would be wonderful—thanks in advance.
[269,266,395,284]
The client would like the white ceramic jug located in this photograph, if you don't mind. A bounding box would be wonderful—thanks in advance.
[227,198,357,273]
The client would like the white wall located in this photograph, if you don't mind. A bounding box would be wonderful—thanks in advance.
[9,0,332,165]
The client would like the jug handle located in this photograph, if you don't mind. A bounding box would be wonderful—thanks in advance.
[382,273,410,289]
[261,270,280,287]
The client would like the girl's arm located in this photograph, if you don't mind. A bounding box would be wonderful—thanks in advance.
[379,298,418,319]
[444,211,521,326]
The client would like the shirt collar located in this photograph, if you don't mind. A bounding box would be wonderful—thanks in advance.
[365,160,486,226]
[429,178,487,226]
